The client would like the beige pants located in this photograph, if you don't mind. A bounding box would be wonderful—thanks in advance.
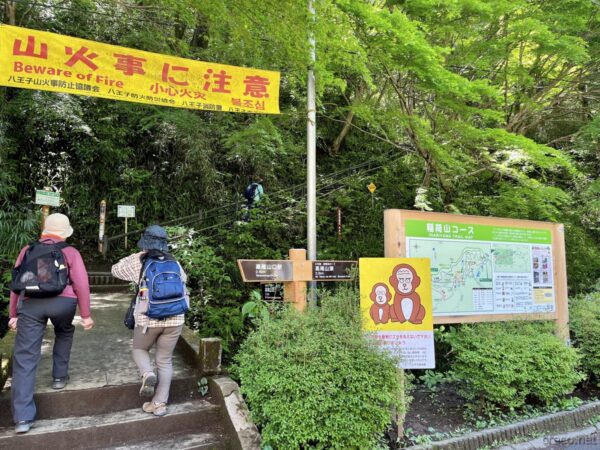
[132,325,183,404]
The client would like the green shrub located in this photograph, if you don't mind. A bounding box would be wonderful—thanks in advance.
[570,293,600,384]
[167,227,247,356]
[233,287,405,449]
[443,321,583,414]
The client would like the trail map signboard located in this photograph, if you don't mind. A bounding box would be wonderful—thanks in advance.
[384,210,569,339]
[405,220,555,316]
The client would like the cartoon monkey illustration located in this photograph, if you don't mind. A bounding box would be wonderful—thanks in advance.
[388,264,426,324]
[369,283,395,324]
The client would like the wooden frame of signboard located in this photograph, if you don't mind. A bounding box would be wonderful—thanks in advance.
[384,209,569,341]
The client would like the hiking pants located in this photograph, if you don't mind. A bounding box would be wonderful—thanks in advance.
[11,296,77,422]
[132,325,183,404]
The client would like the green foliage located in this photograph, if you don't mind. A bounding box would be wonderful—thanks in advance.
[166,227,247,355]
[443,322,583,414]
[241,290,270,324]
[233,287,405,449]
[197,377,209,397]
[570,293,600,385]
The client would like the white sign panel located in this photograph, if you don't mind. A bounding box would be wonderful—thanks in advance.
[35,190,60,207]
[117,205,135,218]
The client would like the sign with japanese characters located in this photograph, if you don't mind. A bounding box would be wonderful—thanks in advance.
[117,205,135,218]
[312,261,356,280]
[404,220,556,317]
[0,25,280,114]
[35,189,60,206]
[238,260,294,282]
[262,283,284,301]
[360,258,435,369]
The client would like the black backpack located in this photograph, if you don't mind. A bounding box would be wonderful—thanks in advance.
[244,183,258,201]
[10,241,71,298]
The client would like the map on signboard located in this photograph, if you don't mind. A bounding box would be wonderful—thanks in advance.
[408,240,493,314]
[406,220,555,316]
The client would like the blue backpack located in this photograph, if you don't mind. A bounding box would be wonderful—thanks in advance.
[141,254,189,320]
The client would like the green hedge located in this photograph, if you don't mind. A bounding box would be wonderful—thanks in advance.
[233,288,405,449]
[570,293,600,384]
[443,321,583,413]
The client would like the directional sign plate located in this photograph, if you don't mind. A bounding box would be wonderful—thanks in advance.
[312,261,357,281]
[238,260,294,282]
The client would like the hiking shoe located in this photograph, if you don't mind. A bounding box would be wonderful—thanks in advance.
[14,420,33,434]
[139,371,157,397]
[52,376,69,390]
[142,401,167,417]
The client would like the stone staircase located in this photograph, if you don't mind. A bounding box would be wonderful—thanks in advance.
[0,379,229,449]
[0,288,257,449]
[87,271,131,292]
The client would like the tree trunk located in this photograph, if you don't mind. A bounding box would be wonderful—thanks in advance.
[330,110,355,155]
[5,1,16,25]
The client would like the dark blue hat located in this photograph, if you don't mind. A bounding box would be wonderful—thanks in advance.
[137,225,169,252]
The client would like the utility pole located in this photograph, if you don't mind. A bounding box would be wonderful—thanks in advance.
[307,0,317,302]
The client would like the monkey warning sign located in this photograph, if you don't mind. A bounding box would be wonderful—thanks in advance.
[360,258,435,369]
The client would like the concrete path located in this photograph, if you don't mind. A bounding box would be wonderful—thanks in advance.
[7,291,195,394]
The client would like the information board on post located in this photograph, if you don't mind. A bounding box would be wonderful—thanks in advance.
[117,205,135,218]
[405,220,555,316]
[360,257,435,369]
[35,189,60,206]
[383,209,569,340]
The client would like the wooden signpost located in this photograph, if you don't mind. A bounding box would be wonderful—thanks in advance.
[238,249,357,311]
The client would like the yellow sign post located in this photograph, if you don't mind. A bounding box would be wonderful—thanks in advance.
[360,257,435,369]
[367,182,376,207]
[0,25,280,114]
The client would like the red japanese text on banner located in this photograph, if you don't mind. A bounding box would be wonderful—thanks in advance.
[0,25,280,114]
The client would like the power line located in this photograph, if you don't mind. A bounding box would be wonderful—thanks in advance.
[194,159,401,240]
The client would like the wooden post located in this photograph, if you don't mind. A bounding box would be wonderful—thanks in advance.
[284,248,309,312]
[40,186,51,232]
[553,224,570,343]
[98,199,106,254]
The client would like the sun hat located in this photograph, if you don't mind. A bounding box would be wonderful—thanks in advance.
[42,213,74,239]
[137,225,169,252]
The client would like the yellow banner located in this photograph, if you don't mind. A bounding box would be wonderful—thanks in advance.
[0,25,280,114]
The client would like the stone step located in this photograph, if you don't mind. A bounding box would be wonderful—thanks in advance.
[88,271,134,293]
[0,376,204,427]
[105,432,229,449]
[0,400,225,450]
